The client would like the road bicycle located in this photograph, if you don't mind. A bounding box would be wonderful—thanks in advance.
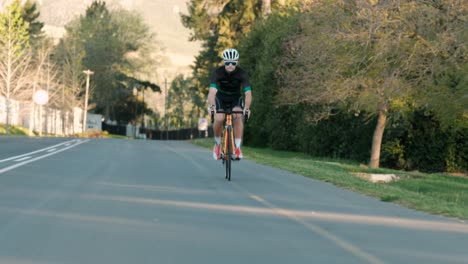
[211,107,248,181]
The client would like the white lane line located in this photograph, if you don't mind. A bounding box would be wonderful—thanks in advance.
[46,148,57,152]
[0,139,78,163]
[0,139,89,174]
[14,156,32,162]
[247,194,386,264]
[233,167,387,264]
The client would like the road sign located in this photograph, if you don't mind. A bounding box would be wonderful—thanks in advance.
[198,118,208,131]
[33,90,48,105]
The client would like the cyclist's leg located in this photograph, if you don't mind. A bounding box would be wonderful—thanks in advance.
[212,95,226,160]
[233,96,244,159]
[214,95,226,142]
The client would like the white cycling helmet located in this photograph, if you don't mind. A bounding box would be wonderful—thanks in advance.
[222,48,240,61]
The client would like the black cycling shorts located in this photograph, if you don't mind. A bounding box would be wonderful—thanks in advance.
[215,93,244,112]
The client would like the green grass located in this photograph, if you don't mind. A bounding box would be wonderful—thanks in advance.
[191,138,468,220]
[0,124,129,139]
[107,134,131,139]
[0,124,30,136]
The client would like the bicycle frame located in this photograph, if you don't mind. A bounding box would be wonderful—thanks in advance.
[223,113,235,161]
[211,108,246,181]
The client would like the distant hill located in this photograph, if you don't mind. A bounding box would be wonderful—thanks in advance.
[37,0,200,71]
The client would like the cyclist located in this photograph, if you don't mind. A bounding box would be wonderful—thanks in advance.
[208,48,252,160]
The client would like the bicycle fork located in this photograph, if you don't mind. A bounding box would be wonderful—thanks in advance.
[222,115,235,161]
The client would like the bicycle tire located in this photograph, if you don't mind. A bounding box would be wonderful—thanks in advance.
[223,126,228,179]
[226,126,232,181]
[225,148,228,180]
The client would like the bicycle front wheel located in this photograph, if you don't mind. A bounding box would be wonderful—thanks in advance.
[226,126,232,181]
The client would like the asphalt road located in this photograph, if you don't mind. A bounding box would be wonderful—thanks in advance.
[0,137,467,264]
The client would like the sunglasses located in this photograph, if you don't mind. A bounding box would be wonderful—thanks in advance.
[224,61,237,66]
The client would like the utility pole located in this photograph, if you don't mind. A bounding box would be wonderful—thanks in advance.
[45,55,50,135]
[165,78,168,140]
[82,69,94,132]
[62,70,65,135]
[141,87,145,128]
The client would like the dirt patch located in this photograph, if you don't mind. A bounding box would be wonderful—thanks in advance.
[446,172,468,178]
[352,172,400,183]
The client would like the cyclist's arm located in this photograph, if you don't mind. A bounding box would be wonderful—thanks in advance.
[208,70,219,107]
[241,71,252,110]
[208,87,218,107]
[244,90,252,110]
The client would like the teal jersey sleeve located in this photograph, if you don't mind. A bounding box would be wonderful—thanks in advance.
[241,71,252,94]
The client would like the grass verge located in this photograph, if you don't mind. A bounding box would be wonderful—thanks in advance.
[1,124,129,139]
[0,124,30,136]
[191,138,468,220]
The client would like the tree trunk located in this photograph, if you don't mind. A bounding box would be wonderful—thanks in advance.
[207,0,230,17]
[262,0,271,16]
[28,101,35,136]
[105,103,110,121]
[5,97,10,126]
[369,103,388,168]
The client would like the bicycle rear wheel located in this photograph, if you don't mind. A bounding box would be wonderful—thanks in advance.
[226,127,232,181]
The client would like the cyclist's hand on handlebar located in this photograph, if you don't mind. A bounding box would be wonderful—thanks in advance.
[209,105,216,115]
[209,105,216,123]
[243,108,251,120]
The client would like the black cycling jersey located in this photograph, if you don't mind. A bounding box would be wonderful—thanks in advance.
[209,66,252,96]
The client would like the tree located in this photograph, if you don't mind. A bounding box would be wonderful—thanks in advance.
[188,78,206,126]
[115,73,160,125]
[20,0,44,46]
[77,1,117,119]
[427,64,468,125]
[0,0,31,128]
[166,74,193,129]
[181,0,256,96]
[113,95,151,125]
[27,39,64,135]
[54,18,86,112]
[277,0,466,168]
[407,0,467,126]
[181,0,301,98]
[237,9,301,147]
[70,1,159,122]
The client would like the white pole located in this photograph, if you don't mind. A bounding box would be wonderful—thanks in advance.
[82,69,94,132]
[39,105,43,136]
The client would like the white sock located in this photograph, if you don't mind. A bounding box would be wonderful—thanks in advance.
[235,138,241,148]
[215,137,221,145]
